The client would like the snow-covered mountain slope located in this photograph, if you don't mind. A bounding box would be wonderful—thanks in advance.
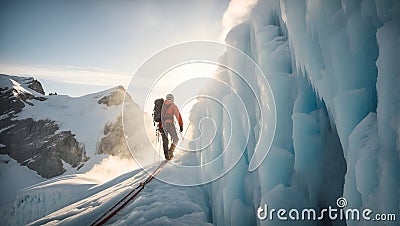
[0,74,152,179]
[189,0,400,225]
[15,85,123,158]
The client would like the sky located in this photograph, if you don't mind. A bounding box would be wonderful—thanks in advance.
[0,0,258,116]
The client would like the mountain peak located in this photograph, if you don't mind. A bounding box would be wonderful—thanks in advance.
[0,74,45,96]
[97,85,126,106]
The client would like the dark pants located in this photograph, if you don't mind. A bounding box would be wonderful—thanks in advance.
[160,123,179,156]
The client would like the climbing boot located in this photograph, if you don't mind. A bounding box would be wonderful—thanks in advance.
[164,149,169,160]
[168,143,176,159]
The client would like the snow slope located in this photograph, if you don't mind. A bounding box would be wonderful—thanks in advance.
[0,155,44,207]
[12,86,132,175]
[2,155,211,226]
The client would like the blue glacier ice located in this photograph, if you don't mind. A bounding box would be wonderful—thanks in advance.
[189,0,400,225]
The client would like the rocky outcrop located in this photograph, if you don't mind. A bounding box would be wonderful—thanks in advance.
[0,75,46,116]
[0,119,87,178]
[28,79,45,95]
[96,86,139,159]
[98,85,125,106]
[97,115,131,158]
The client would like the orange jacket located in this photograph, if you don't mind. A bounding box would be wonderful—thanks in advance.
[159,100,183,127]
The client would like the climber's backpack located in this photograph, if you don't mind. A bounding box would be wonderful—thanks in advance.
[153,98,164,123]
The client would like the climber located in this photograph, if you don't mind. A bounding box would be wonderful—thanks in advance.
[158,94,183,160]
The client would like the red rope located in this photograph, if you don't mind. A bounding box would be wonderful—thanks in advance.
[90,160,168,226]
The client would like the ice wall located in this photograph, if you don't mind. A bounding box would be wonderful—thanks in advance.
[190,0,400,225]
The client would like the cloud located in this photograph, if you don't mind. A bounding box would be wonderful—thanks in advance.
[0,63,131,87]
[220,0,258,40]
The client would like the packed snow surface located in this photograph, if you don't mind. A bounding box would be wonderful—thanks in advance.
[1,153,211,226]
